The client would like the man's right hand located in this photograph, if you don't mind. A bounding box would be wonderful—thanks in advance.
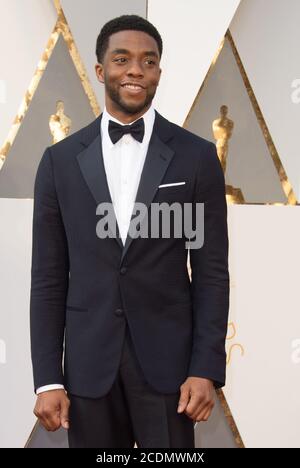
[33,389,70,432]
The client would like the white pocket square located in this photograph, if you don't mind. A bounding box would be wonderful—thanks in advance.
[158,182,186,188]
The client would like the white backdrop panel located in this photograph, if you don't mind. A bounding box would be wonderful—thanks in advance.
[148,0,241,124]
[0,199,36,447]
[226,204,300,448]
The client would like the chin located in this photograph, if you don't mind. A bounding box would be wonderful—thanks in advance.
[120,101,146,114]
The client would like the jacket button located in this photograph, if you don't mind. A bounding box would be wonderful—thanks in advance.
[115,308,124,317]
[120,266,127,275]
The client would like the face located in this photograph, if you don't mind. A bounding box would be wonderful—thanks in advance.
[95,30,161,122]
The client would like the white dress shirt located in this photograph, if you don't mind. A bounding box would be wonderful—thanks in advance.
[36,104,156,394]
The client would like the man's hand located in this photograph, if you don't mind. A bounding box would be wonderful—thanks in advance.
[33,389,70,432]
[177,377,215,422]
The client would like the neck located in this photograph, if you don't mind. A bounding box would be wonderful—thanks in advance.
[105,101,151,124]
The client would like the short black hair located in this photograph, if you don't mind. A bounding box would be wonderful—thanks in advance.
[96,14,163,63]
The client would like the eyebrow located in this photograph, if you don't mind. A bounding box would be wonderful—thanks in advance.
[111,48,159,58]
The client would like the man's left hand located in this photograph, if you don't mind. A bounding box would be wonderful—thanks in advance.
[177,377,215,422]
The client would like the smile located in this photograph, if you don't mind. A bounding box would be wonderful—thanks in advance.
[121,83,145,94]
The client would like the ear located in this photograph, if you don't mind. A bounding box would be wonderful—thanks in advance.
[158,67,162,85]
[95,63,104,84]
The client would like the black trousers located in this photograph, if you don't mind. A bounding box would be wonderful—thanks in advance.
[68,325,195,448]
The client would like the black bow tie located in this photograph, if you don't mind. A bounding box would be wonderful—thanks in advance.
[108,118,145,144]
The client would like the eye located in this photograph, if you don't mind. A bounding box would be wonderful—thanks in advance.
[145,59,156,65]
[114,57,127,63]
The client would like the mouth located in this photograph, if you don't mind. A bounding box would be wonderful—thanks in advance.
[121,82,145,95]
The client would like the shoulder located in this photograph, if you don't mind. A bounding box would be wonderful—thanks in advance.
[48,116,101,159]
[157,111,215,153]
[158,113,223,183]
[173,122,214,149]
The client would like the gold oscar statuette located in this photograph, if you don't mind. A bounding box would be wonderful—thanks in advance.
[49,100,71,144]
[212,105,244,204]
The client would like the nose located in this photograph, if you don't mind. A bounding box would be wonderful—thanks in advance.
[126,59,144,77]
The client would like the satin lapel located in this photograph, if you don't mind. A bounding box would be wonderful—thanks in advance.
[121,131,175,263]
[76,111,175,262]
[76,133,123,250]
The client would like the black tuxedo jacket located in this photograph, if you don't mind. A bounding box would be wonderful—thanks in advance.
[30,110,229,397]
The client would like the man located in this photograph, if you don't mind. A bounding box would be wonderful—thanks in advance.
[30,15,229,448]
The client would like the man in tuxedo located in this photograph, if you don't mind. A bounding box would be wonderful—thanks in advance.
[30,14,229,448]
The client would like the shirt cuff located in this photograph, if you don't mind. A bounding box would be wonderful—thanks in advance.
[36,384,65,394]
